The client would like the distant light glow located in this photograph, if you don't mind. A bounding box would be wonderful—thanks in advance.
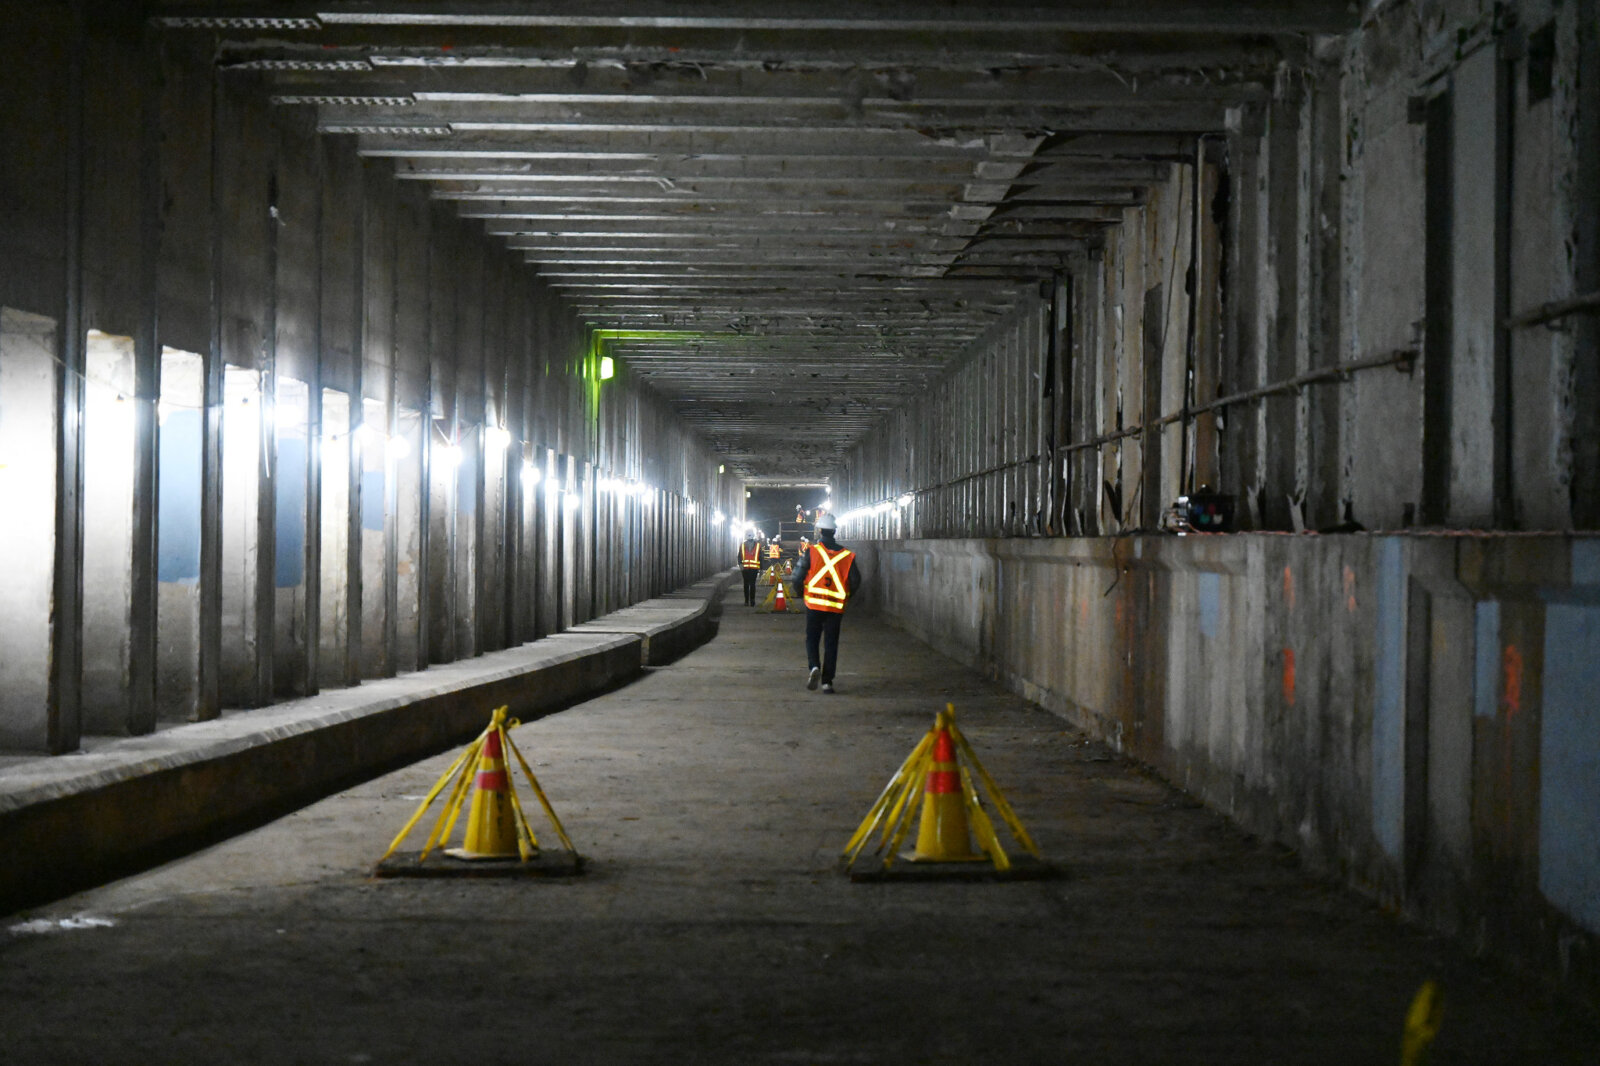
[521,461,541,487]
[484,425,512,451]
[897,493,913,508]
[386,434,411,461]
[443,443,464,468]
[599,356,614,380]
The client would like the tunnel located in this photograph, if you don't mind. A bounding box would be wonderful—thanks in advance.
[1,1,1598,1060]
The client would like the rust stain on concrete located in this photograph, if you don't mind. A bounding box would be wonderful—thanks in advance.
[1502,644,1523,718]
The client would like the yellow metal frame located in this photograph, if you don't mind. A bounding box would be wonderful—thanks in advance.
[842,704,1041,872]
[1400,980,1442,1065]
[379,706,577,864]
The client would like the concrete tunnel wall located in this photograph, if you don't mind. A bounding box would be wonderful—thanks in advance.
[0,6,743,755]
[849,535,1600,998]
[828,0,1600,996]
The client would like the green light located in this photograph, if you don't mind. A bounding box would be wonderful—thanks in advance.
[599,356,614,380]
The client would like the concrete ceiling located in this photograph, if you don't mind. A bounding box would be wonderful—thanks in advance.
[156,1,1357,480]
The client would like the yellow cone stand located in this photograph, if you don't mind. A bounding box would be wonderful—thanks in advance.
[761,567,790,611]
[374,706,582,878]
[842,704,1047,881]
[1400,980,1443,1066]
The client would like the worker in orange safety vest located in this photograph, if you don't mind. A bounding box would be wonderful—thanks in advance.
[788,514,863,694]
[738,532,763,606]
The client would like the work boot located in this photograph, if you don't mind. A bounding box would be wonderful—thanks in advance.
[807,667,820,690]
[821,682,835,694]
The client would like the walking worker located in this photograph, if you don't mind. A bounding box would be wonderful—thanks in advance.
[790,514,862,694]
[738,531,763,606]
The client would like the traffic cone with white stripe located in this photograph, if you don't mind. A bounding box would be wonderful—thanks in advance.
[773,580,788,612]
[910,714,983,862]
[446,726,524,860]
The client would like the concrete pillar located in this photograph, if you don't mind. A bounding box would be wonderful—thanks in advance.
[318,387,351,686]
[81,330,137,733]
[0,309,62,750]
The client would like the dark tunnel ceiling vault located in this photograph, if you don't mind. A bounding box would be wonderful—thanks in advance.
[157,1,1357,480]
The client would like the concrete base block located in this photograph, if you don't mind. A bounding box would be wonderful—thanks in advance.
[844,852,1056,883]
[373,848,584,879]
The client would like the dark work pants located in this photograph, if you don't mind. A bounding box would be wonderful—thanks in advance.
[741,569,759,604]
[805,608,844,683]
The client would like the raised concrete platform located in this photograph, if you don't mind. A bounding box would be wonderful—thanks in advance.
[566,579,726,666]
[0,571,732,915]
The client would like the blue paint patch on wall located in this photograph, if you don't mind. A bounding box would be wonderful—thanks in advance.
[893,551,912,572]
[1371,538,1406,861]
[157,410,202,583]
[1198,572,1221,640]
[1573,540,1600,588]
[274,437,307,587]
[1473,600,1500,718]
[361,469,386,532]
[1540,603,1600,934]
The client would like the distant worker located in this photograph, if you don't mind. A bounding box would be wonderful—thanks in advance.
[790,514,862,694]
[738,532,763,606]
[767,538,781,561]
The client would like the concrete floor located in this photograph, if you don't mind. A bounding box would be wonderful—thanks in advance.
[2,590,1595,1064]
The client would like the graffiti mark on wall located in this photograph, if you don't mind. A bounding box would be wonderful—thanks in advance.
[1282,647,1296,707]
[1343,565,1357,613]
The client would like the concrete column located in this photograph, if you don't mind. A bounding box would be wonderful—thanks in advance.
[81,331,137,733]
[0,309,62,750]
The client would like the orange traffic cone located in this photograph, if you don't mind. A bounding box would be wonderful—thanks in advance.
[773,581,788,612]
[446,726,525,860]
[910,717,983,862]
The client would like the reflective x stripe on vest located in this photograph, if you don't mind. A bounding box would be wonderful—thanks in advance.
[803,544,854,613]
[740,545,761,569]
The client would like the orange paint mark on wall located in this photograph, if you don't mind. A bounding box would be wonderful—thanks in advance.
[1282,648,1296,706]
[1283,566,1295,610]
[1078,597,1089,626]
[1343,565,1357,613]
[1502,644,1523,717]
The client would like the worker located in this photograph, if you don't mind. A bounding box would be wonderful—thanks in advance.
[738,531,763,606]
[767,538,781,561]
[790,514,862,694]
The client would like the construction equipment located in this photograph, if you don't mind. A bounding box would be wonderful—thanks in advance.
[843,704,1048,881]
[374,706,582,877]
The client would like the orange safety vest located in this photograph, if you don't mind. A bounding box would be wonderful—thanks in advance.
[802,543,854,613]
[740,543,761,569]
[767,543,781,559]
